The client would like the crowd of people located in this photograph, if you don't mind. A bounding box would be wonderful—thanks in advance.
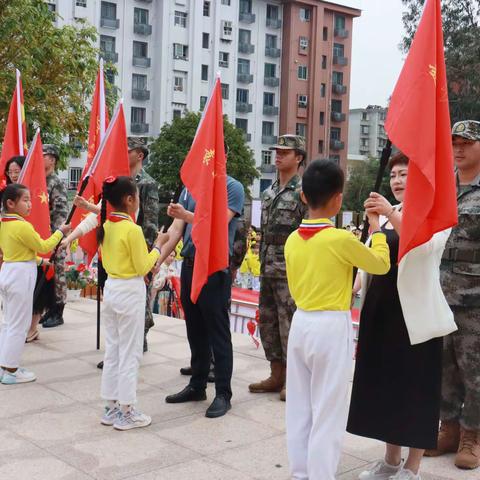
[0,120,478,479]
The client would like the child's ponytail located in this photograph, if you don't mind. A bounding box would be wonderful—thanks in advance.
[96,177,114,245]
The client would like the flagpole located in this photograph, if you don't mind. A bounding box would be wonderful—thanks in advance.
[99,59,106,140]
[18,128,39,184]
[15,69,24,156]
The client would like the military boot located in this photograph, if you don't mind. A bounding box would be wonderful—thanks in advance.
[42,303,65,328]
[424,420,460,457]
[455,428,480,469]
[249,361,285,393]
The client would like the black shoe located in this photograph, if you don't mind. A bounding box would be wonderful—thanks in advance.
[39,308,53,325]
[42,304,65,328]
[180,366,192,376]
[97,361,104,370]
[205,396,231,418]
[165,385,206,404]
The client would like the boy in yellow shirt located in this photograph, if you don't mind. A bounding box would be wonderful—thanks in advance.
[284,160,390,480]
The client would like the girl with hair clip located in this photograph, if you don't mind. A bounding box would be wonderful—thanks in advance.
[97,176,168,431]
[0,184,70,384]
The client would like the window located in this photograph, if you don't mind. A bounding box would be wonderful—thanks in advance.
[320,112,325,125]
[132,73,147,91]
[174,11,187,28]
[263,92,274,106]
[240,0,252,14]
[202,33,209,48]
[200,96,208,110]
[321,83,326,97]
[296,123,306,138]
[76,0,87,7]
[379,125,386,135]
[318,140,324,154]
[361,125,370,135]
[335,14,346,31]
[101,1,116,19]
[262,121,274,136]
[100,35,116,53]
[221,83,229,100]
[173,43,188,59]
[131,107,146,124]
[333,43,345,58]
[265,34,277,49]
[201,64,208,81]
[299,37,309,50]
[221,0,231,4]
[297,65,308,80]
[219,52,229,68]
[174,76,184,92]
[239,29,251,44]
[333,71,344,85]
[173,109,182,119]
[362,112,369,121]
[260,179,273,193]
[300,7,311,22]
[262,150,272,165]
[133,41,148,58]
[237,88,249,103]
[330,127,341,140]
[134,8,149,25]
[203,1,210,16]
[322,56,327,69]
[238,58,250,74]
[266,4,279,20]
[222,20,233,38]
[46,2,56,13]
[298,95,308,108]
[332,99,342,113]
[105,69,115,85]
[69,167,82,189]
[236,118,248,133]
[264,63,276,78]
[323,27,328,41]
[361,138,369,147]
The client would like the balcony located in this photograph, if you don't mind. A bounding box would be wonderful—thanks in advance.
[134,23,152,36]
[331,111,346,122]
[265,47,281,58]
[236,102,253,113]
[334,28,349,38]
[238,42,255,54]
[332,84,347,95]
[132,89,150,101]
[239,12,256,23]
[237,72,254,84]
[266,18,282,29]
[330,139,345,150]
[333,56,348,66]
[131,123,149,134]
[100,17,120,29]
[261,164,276,173]
[264,77,280,87]
[263,105,279,116]
[262,135,277,144]
[100,51,118,63]
[132,56,151,67]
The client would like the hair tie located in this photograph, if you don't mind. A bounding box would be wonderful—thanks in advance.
[105,176,116,184]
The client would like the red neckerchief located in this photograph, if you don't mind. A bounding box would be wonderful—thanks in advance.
[1,214,25,222]
[298,221,334,240]
[108,212,134,223]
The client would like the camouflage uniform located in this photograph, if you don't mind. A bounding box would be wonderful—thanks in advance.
[440,120,480,430]
[259,136,307,364]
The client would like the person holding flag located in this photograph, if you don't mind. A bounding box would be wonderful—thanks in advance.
[155,78,244,419]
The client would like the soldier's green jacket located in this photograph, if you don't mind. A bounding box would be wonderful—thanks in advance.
[441,173,480,307]
[135,168,159,249]
[46,173,68,230]
[260,174,307,278]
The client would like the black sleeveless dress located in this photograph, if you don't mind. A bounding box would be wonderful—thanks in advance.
[347,226,443,449]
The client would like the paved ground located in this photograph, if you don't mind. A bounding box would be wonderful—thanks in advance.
[0,299,476,480]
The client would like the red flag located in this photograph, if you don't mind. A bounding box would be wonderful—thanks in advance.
[73,61,109,262]
[0,69,28,183]
[18,129,51,241]
[385,0,457,261]
[180,78,229,303]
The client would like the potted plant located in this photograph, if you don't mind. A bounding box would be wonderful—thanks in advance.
[66,262,91,302]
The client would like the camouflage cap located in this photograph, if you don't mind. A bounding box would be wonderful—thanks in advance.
[269,134,306,153]
[42,144,59,159]
[452,120,480,141]
[128,137,149,153]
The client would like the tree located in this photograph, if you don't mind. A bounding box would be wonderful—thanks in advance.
[148,111,259,200]
[343,157,395,212]
[401,0,480,122]
[0,0,104,168]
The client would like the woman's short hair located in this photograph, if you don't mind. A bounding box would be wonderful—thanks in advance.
[388,152,409,170]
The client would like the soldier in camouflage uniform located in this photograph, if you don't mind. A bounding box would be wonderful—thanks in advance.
[41,144,69,328]
[128,138,159,352]
[426,121,480,469]
[249,135,307,401]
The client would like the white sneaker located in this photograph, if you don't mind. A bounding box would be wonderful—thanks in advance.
[389,469,421,480]
[359,460,404,480]
[113,408,151,431]
[101,406,121,426]
[1,367,36,385]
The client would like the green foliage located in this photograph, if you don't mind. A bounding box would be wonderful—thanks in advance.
[147,111,259,199]
[0,0,113,169]
[343,157,395,212]
[401,0,480,122]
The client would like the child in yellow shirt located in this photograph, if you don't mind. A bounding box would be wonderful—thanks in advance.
[97,176,167,431]
[284,160,390,480]
[0,184,69,385]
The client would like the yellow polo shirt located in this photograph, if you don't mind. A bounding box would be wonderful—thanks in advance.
[0,214,63,262]
[100,213,159,279]
[285,218,390,311]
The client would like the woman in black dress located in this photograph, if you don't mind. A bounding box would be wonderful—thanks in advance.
[347,153,443,480]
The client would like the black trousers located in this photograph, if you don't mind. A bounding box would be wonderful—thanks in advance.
[180,263,233,399]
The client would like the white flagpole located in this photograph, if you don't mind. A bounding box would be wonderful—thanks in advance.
[15,69,24,156]
[99,58,107,141]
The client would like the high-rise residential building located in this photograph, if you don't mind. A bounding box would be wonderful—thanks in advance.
[348,105,388,159]
[46,0,360,197]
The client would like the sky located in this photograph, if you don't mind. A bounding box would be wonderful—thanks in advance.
[348,0,406,109]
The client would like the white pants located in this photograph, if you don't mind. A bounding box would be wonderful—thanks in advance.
[0,262,37,368]
[286,309,353,480]
[101,277,146,405]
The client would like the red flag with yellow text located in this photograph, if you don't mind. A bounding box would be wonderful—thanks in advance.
[180,78,229,303]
